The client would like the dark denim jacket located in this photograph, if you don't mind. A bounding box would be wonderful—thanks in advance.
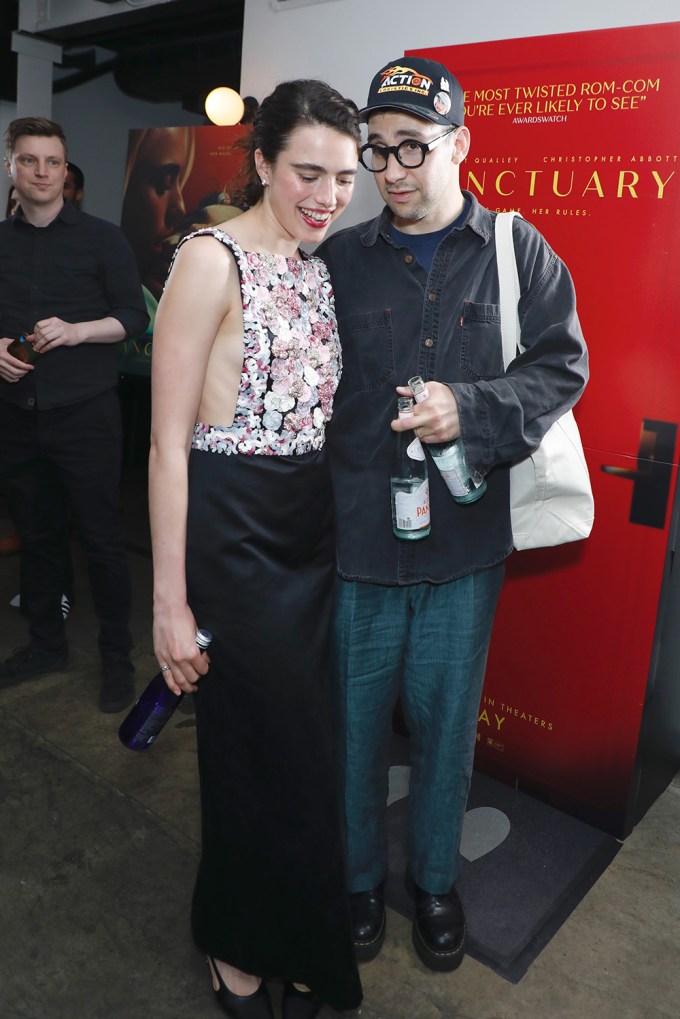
[318,193,589,586]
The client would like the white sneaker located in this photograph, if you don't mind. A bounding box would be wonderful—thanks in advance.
[9,593,20,608]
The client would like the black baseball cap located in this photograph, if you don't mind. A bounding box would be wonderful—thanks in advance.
[360,56,465,128]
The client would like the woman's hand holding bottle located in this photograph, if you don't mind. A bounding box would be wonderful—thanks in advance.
[153,605,211,696]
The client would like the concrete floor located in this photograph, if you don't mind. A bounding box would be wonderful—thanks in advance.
[0,484,678,1019]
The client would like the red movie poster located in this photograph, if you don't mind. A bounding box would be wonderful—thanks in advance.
[411,24,680,834]
[119,124,248,376]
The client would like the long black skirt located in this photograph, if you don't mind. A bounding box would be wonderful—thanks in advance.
[185,446,362,1012]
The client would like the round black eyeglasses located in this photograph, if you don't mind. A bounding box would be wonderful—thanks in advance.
[359,127,457,173]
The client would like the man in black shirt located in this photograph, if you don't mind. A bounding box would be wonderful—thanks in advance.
[0,117,149,711]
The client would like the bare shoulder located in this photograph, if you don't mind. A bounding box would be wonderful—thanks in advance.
[162,233,240,310]
[170,232,234,275]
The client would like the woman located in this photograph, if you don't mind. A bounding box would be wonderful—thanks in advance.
[121,126,196,305]
[149,80,362,1019]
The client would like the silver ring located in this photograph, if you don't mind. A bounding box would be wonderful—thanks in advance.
[160,663,170,672]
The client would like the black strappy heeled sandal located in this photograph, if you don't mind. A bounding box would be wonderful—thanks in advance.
[281,982,323,1019]
[207,957,274,1019]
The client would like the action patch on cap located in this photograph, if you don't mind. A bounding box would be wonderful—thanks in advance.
[377,65,456,120]
[378,65,434,98]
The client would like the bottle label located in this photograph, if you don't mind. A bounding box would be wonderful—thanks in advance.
[432,441,478,498]
[407,437,425,461]
[394,478,430,531]
[434,449,470,497]
[127,699,178,747]
[408,376,430,403]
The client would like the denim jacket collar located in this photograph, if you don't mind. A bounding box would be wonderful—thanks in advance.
[358,190,494,249]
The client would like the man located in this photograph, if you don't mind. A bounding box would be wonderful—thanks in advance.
[0,117,148,712]
[0,187,22,558]
[64,161,85,208]
[1,160,85,575]
[318,57,588,971]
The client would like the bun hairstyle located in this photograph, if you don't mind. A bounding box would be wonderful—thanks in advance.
[231,79,360,210]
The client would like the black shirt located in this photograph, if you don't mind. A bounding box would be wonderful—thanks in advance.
[0,202,149,410]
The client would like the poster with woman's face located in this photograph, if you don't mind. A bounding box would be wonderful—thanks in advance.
[119,123,249,375]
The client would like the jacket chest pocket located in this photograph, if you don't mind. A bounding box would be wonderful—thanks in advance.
[459,301,505,381]
[337,308,395,392]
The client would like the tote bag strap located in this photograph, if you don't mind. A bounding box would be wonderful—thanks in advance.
[495,211,523,369]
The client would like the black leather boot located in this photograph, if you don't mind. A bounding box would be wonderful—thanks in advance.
[349,882,386,962]
[408,878,466,972]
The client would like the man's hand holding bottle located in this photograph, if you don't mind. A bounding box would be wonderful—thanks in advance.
[390,379,461,445]
[0,334,37,382]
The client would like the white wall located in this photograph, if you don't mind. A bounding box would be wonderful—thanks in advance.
[241,0,680,225]
[52,77,205,223]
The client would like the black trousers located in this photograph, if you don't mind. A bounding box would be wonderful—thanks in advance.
[0,391,132,660]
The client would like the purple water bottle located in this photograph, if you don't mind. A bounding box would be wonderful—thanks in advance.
[118,628,212,751]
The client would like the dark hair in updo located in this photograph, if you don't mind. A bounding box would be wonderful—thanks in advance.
[231,79,360,210]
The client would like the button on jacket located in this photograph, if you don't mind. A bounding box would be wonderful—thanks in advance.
[0,202,149,410]
[318,192,589,586]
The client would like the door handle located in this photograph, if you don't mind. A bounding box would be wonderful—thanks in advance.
[601,418,677,529]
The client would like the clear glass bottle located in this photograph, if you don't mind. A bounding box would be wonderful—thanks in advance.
[118,628,212,751]
[390,396,431,540]
[408,376,487,505]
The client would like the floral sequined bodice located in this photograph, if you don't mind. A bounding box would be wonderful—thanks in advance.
[182,228,341,456]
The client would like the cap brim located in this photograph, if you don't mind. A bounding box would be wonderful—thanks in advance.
[359,101,450,126]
